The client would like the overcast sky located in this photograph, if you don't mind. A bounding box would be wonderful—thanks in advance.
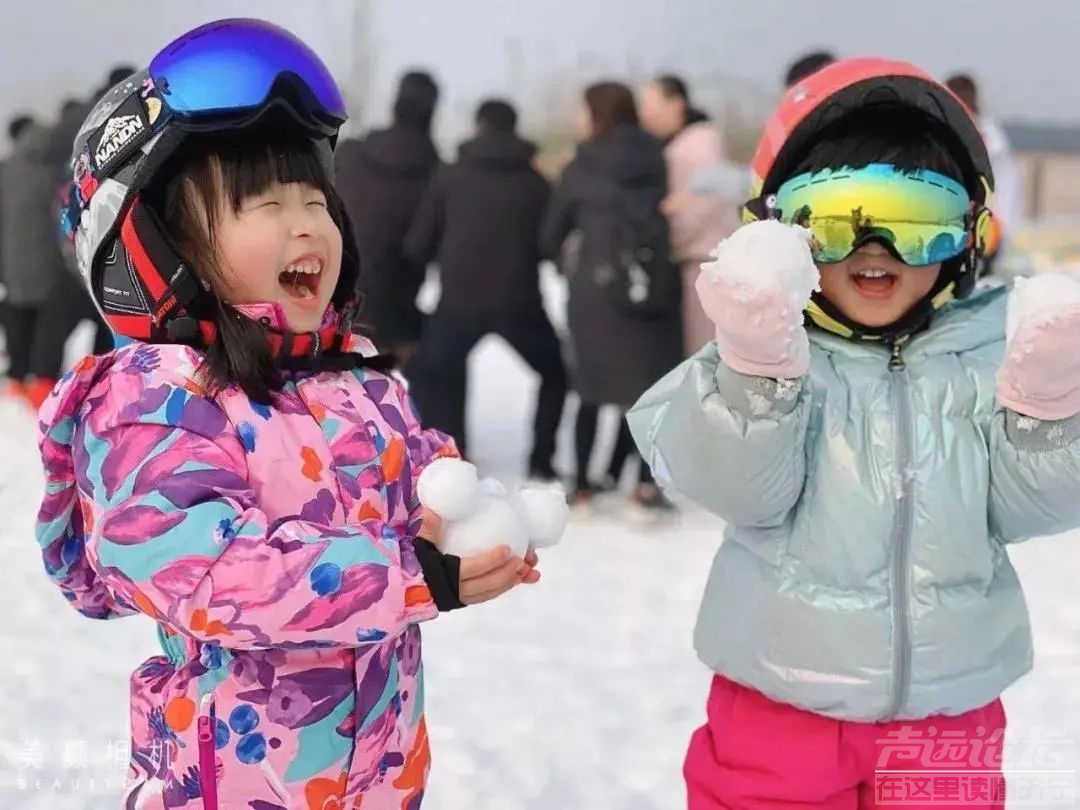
[4,0,1078,146]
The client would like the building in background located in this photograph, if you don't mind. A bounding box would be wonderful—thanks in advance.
[1005,124,1080,220]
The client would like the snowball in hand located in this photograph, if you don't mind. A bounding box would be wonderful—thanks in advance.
[696,220,820,379]
[701,220,820,317]
[417,456,569,559]
[441,496,531,558]
[416,458,479,522]
[515,488,570,549]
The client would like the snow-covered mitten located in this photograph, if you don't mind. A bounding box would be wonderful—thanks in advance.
[695,220,820,379]
[997,273,1080,420]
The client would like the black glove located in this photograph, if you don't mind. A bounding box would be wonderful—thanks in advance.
[413,536,465,612]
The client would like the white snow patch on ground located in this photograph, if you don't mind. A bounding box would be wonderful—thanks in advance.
[0,271,1077,807]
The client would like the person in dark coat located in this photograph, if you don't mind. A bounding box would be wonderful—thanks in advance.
[37,98,115,364]
[541,81,682,513]
[0,115,71,406]
[335,71,441,363]
[0,114,36,391]
[406,99,567,480]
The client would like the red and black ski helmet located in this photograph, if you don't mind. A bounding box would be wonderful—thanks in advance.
[742,57,997,339]
[61,18,359,356]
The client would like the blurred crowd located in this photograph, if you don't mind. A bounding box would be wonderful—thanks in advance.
[0,49,1020,518]
[0,66,134,406]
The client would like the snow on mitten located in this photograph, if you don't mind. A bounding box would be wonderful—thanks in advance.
[997,273,1080,420]
[696,220,820,379]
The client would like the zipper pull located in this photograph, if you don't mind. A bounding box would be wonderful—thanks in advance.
[888,340,906,370]
[197,693,215,743]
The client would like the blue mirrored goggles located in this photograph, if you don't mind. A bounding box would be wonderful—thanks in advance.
[148,18,346,131]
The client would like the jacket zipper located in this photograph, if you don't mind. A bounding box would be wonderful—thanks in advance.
[197,693,219,810]
[885,339,915,719]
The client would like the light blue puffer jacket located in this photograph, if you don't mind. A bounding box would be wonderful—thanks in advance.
[629,285,1080,721]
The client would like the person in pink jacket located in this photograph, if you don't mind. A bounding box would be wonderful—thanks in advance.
[37,19,538,809]
[639,75,741,355]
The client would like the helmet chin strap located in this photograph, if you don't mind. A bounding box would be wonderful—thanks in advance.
[163,307,353,358]
[804,256,965,344]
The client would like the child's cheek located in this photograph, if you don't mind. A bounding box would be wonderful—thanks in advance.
[816,263,847,306]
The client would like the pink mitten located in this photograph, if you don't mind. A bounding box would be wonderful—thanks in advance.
[997,273,1080,420]
[695,220,820,379]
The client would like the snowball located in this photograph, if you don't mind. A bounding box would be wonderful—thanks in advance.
[515,487,570,550]
[477,477,508,498]
[416,458,479,522]
[701,220,820,319]
[422,464,567,559]
[439,495,530,558]
[1006,273,1080,344]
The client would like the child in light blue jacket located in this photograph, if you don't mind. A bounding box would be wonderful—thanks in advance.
[630,58,1080,809]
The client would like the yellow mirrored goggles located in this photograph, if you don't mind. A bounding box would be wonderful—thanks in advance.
[772,164,972,267]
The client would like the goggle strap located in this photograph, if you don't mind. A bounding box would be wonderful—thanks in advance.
[743,195,782,222]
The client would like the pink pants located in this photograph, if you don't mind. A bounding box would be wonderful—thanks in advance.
[685,676,1007,810]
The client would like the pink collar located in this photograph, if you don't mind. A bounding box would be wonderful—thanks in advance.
[227,301,377,357]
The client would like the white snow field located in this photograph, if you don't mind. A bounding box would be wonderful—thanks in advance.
[1,273,1078,808]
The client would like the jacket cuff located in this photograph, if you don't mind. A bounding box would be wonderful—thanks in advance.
[714,362,802,419]
[1004,409,1080,452]
[413,537,466,612]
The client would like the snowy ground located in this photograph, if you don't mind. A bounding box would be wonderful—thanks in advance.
[1,273,1079,808]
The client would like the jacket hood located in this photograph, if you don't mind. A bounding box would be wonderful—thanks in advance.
[457,132,537,170]
[359,126,440,177]
[576,125,666,184]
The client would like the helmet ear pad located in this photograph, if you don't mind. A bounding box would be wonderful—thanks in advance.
[86,196,205,342]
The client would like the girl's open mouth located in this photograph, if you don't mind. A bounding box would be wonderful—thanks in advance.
[279,257,323,302]
[851,267,898,299]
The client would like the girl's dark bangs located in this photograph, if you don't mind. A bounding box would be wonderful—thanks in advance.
[216,136,333,211]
